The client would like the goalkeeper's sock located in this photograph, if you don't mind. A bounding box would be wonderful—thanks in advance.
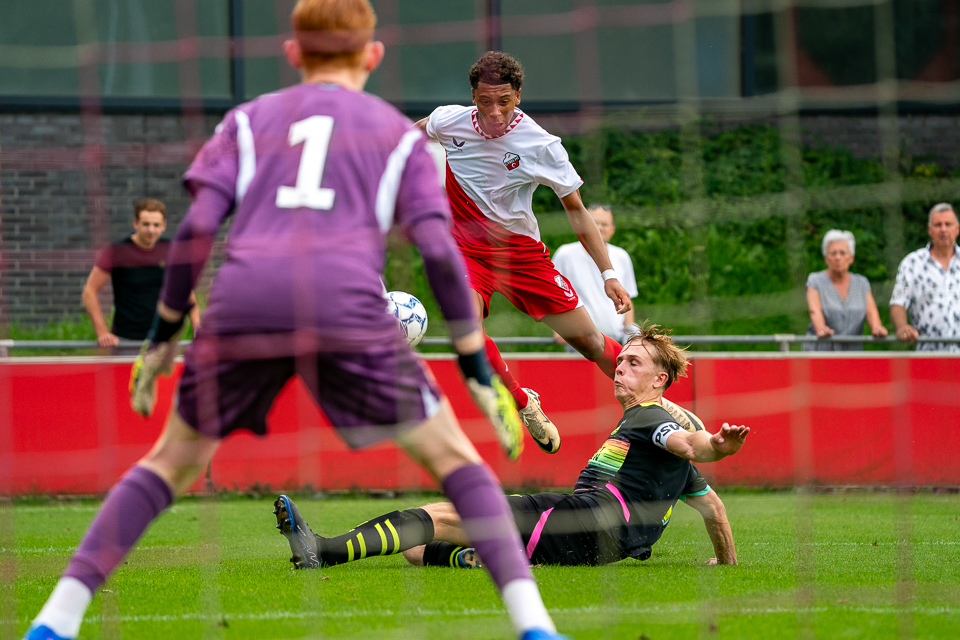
[29,577,92,639]
[484,331,528,409]
[441,463,555,634]
[422,541,474,567]
[63,465,173,593]
[317,508,434,567]
[588,335,622,381]
[33,466,173,638]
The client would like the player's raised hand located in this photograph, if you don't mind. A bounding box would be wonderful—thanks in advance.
[457,349,524,460]
[130,305,188,417]
[604,279,633,314]
[710,422,749,456]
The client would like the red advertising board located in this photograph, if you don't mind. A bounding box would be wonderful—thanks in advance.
[1,353,957,494]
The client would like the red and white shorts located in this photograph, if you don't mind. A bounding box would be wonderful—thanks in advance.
[459,242,582,321]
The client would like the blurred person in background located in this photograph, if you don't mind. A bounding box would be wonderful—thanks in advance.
[804,229,887,351]
[82,198,200,348]
[552,204,638,346]
[890,203,960,351]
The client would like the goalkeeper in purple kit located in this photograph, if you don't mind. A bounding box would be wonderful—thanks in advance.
[21,1,565,639]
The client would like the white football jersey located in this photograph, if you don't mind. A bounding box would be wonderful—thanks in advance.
[426,104,583,241]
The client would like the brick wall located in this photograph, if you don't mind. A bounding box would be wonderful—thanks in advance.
[3,110,960,328]
[0,112,221,327]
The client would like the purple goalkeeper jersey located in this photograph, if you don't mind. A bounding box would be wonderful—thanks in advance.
[173,83,449,347]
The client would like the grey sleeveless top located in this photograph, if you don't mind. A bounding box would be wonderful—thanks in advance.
[804,270,872,351]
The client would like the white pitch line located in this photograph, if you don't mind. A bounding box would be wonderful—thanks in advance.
[3,603,958,626]
[1,544,190,555]
[5,540,958,555]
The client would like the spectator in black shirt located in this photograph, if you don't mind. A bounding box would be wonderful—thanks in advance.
[82,199,200,347]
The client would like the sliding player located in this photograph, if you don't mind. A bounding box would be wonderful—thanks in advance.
[275,324,747,571]
[21,3,563,640]
[417,52,697,455]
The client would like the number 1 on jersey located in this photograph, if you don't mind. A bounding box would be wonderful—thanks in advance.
[276,115,336,210]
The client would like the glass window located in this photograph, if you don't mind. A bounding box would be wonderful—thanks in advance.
[745,0,959,93]
[0,0,80,96]
[0,0,230,99]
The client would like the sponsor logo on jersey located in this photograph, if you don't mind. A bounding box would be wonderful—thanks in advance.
[503,152,520,171]
[554,275,576,300]
[448,137,466,153]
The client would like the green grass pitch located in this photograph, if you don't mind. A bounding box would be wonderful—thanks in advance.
[5,492,960,639]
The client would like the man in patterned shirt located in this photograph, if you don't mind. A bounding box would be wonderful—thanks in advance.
[891,203,960,351]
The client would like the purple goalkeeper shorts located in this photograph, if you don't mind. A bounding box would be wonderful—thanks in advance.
[175,334,442,448]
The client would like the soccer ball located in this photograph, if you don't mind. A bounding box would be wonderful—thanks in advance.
[385,291,428,346]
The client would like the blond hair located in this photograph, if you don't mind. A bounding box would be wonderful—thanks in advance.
[291,0,376,70]
[623,322,689,390]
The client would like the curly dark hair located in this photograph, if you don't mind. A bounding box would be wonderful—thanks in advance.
[468,51,524,91]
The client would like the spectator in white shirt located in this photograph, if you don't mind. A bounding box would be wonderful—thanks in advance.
[890,203,960,351]
[552,205,638,345]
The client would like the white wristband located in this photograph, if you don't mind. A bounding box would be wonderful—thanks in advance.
[601,269,618,281]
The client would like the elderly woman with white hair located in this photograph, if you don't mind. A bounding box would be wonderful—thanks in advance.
[804,229,888,350]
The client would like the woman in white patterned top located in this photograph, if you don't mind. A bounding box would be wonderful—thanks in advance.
[804,230,888,351]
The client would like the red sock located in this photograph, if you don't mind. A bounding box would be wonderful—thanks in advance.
[590,335,622,380]
[484,332,528,409]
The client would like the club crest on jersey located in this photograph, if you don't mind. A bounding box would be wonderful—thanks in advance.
[503,152,521,171]
[554,275,575,300]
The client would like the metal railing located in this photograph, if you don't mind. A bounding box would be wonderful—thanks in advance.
[2,334,959,356]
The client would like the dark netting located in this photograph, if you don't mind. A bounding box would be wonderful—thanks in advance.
[2,1,959,638]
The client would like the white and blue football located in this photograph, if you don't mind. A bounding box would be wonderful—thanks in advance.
[385,291,428,347]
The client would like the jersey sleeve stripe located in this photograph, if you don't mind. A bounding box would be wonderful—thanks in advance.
[234,110,256,204]
[375,129,423,232]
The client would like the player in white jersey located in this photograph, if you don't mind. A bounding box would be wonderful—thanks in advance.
[417,52,632,455]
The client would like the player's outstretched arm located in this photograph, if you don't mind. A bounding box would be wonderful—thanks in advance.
[684,490,737,565]
[666,423,749,463]
[558,190,632,314]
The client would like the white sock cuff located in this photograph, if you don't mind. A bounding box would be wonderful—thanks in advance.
[501,578,555,634]
[34,577,93,638]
